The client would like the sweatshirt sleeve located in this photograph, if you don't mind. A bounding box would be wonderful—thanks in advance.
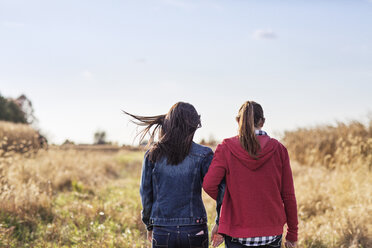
[215,178,225,224]
[281,146,298,242]
[203,144,227,200]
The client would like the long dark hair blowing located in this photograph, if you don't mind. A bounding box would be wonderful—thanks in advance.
[236,101,265,158]
[123,102,201,165]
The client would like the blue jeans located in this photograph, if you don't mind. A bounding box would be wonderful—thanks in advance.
[152,224,208,248]
[225,235,282,248]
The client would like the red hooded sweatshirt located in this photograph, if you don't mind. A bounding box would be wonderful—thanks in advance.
[203,135,298,242]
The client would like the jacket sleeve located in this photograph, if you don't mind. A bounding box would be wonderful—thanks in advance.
[200,149,214,181]
[203,144,227,200]
[139,152,154,231]
[281,146,298,242]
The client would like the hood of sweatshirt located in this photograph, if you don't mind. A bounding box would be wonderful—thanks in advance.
[223,135,279,171]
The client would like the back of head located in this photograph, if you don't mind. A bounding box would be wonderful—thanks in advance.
[124,102,201,165]
[236,101,265,158]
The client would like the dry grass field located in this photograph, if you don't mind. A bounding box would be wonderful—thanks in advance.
[0,120,371,247]
[283,120,372,248]
[283,121,372,170]
[0,121,41,157]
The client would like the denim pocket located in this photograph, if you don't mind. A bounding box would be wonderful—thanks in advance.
[152,233,170,248]
[188,233,208,248]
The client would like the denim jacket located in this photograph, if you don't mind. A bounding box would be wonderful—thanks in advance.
[140,142,222,230]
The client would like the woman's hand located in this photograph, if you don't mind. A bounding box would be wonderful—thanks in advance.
[285,240,297,248]
[147,230,153,243]
[211,224,224,247]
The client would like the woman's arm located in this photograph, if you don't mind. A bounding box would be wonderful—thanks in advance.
[199,148,225,219]
[281,147,298,242]
[139,153,154,231]
[203,144,228,200]
[201,146,225,247]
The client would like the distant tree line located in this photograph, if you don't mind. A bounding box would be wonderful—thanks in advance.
[94,130,107,144]
[0,93,36,124]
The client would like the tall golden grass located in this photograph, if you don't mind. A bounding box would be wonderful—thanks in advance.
[0,146,145,247]
[283,120,372,248]
[0,119,371,247]
[0,120,41,158]
[283,120,372,169]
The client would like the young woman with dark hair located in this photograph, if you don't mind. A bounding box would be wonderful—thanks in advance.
[124,102,216,248]
[203,101,298,248]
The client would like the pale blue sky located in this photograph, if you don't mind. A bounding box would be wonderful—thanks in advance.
[1,0,371,144]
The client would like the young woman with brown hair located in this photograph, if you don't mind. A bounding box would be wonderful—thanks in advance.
[124,102,217,248]
[203,101,298,248]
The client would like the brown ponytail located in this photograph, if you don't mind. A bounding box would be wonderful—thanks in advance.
[236,101,265,158]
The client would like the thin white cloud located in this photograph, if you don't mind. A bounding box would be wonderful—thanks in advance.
[161,0,223,10]
[81,71,94,79]
[1,21,25,28]
[136,58,147,64]
[211,3,223,10]
[253,29,278,40]
[162,0,194,8]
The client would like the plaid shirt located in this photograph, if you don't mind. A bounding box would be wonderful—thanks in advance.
[254,130,267,136]
[234,130,281,246]
[233,235,282,247]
